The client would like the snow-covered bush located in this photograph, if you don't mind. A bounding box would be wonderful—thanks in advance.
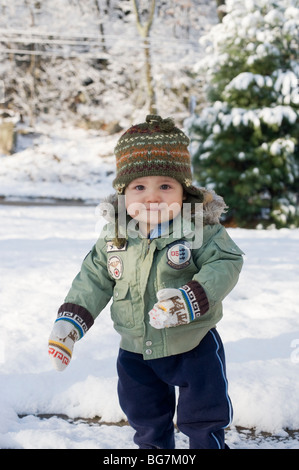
[188,0,299,228]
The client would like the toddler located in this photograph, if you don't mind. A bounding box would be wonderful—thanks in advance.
[48,115,244,449]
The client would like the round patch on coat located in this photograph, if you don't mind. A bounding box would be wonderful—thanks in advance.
[108,255,123,279]
[167,243,191,270]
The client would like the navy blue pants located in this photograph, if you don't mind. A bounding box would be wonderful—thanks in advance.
[117,328,232,449]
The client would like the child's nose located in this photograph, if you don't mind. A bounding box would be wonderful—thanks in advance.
[145,189,161,203]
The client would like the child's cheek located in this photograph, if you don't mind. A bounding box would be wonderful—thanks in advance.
[126,202,145,220]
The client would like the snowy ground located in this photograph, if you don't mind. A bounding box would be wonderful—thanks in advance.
[0,123,117,204]
[1,204,299,449]
[0,125,299,449]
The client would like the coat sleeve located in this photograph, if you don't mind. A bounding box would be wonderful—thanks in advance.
[179,226,244,317]
[56,233,115,335]
[191,226,244,312]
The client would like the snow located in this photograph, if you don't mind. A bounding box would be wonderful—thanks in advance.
[0,123,117,203]
[225,72,272,91]
[224,69,298,108]
[274,71,299,103]
[259,105,297,127]
[1,205,299,449]
[269,138,295,156]
[190,101,297,132]
[0,125,299,449]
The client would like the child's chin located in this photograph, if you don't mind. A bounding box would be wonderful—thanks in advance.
[135,212,172,228]
[147,214,163,225]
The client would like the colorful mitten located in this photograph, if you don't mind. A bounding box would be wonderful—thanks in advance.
[149,281,209,329]
[48,304,94,371]
[48,320,79,371]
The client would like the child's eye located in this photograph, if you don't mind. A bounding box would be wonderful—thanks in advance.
[160,184,171,190]
[135,185,145,191]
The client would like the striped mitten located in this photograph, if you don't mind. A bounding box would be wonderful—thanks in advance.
[48,304,94,371]
[149,281,209,329]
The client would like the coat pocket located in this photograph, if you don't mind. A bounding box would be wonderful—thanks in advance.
[110,280,135,328]
[214,238,244,256]
[213,237,244,274]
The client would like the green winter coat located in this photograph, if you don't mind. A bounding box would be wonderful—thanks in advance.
[64,190,244,360]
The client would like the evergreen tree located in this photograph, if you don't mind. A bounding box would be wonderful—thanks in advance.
[188,0,299,228]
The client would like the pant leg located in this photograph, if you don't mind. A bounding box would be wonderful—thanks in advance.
[176,329,233,449]
[117,348,176,449]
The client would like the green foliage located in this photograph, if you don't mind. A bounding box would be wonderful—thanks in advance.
[188,0,299,228]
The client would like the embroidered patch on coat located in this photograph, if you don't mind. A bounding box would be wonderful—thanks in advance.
[167,242,191,269]
[108,255,123,279]
[106,241,127,252]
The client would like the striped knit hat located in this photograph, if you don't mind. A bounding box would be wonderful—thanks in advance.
[113,115,203,201]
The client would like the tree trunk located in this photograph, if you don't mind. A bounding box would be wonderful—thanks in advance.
[132,0,157,114]
[0,116,16,155]
[215,0,226,22]
[94,0,107,53]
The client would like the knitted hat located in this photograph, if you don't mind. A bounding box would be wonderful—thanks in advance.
[113,115,203,201]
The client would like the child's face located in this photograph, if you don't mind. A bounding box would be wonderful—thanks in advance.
[124,176,185,234]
